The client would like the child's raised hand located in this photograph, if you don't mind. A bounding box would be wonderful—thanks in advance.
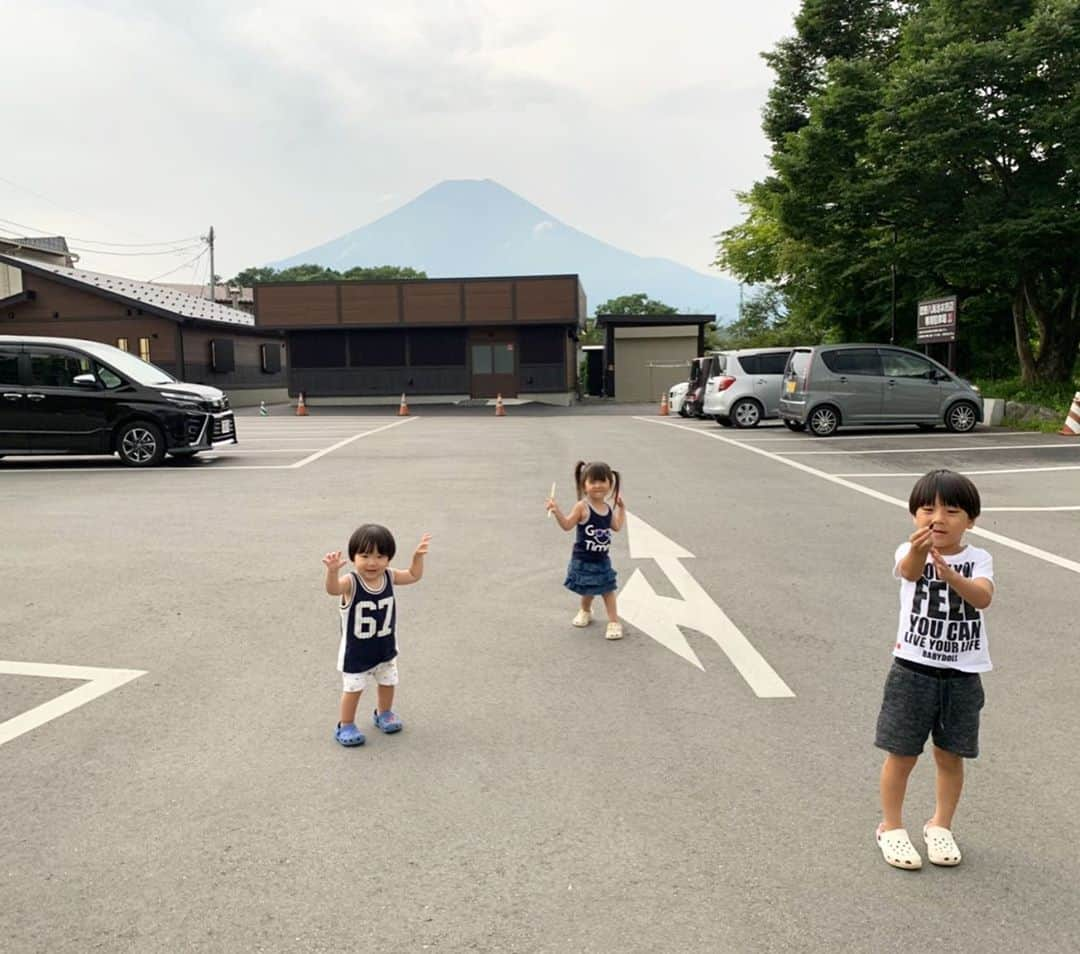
[615,494,625,509]
[414,533,432,555]
[546,497,558,513]
[909,526,934,554]
[323,550,346,571]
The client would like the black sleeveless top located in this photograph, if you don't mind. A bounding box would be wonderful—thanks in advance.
[572,504,613,563]
[338,570,397,673]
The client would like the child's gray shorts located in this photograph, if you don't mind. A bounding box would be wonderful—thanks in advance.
[874,660,985,758]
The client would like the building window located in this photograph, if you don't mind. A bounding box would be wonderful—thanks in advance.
[209,339,236,372]
[408,329,466,366]
[519,326,564,364]
[348,330,405,367]
[290,331,346,368]
[117,337,129,352]
[139,337,151,362]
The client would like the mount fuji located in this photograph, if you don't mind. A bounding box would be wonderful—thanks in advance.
[270,179,739,320]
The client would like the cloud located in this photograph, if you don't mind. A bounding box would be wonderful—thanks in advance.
[1,1,803,280]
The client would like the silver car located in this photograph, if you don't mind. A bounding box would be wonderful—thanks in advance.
[778,344,983,436]
[701,348,793,427]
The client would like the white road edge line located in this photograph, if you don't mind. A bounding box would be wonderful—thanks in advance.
[983,506,1080,512]
[831,465,1080,478]
[0,661,147,747]
[780,442,1079,456]
[289,417,418,468]
[725,431,1038,444]
[635,417,1080,576]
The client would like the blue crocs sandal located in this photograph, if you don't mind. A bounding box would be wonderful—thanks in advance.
[334,722,365,746]
[372,709,403,734]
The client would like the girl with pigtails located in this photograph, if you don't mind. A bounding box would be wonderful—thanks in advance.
[546,460,626,639]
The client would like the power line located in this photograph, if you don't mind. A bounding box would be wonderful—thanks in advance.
[66,242,205,258]
[0,173,194,247]
[148,246,209,283]
[0,215,203,255]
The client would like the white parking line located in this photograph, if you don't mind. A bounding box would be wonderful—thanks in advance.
[983,506,1080,512]
[782,443,1077,456]
[727,431,1033,444]
[205,448,325,454]
[635,417,1080,576]
[832,465,1080,478]
[289,417,417,467]
[230,436,374,441]
[0,418,419,473]
[0,661,146,747]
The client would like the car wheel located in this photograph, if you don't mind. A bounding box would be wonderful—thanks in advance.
[783,419,806,432]
[808,405,840,436]
[678,406,688,417]
[730,398,763,428]
[945,401,978,433]
[116,421,167,467]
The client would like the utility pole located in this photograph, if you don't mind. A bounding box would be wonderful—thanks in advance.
[889,224,897,345]
[207,226,215,303]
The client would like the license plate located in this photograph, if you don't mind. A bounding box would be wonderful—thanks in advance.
[785,379,796,394]
[221,418,233,434]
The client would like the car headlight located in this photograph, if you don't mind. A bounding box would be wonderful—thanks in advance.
[161,392,201,407]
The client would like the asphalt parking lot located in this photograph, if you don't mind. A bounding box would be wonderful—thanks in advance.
[2,408,1078,953]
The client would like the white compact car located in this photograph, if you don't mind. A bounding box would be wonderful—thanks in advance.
[668,381,690,416]
[702,348,794,427]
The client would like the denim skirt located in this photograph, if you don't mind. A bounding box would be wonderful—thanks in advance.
[564,557,617,596]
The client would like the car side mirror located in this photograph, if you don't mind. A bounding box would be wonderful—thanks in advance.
[73,373,99,388]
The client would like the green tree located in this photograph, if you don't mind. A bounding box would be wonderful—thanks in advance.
[341,265,428,281]
[229,264,428,285]
[229,266,279,286]
[717,0,1080,383]
[584,292,682,344]
[594,293,679,315]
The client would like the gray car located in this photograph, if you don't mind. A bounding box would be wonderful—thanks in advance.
[778,344,983,436]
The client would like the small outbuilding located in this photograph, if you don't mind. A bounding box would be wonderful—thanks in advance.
[595,314,715,402]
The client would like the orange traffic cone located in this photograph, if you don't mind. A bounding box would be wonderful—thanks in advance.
[398,393,410,417]
[495,393,506,417]
[296,392,309,417]
[1060,391,1080,436]
[659,391,669,416]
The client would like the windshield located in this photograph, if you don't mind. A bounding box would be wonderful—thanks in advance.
[76,341,177,385]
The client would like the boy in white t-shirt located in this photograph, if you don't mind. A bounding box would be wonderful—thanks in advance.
[874,469,994,870]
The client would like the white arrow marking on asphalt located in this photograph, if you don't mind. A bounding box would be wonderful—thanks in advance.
[0,661,147,747]
[619,513,794,698]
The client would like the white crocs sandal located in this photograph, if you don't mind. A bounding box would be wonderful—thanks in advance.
[572,609,592,627]
[605,621,624,640]
[923,824,962,866]
[876,824,923,869]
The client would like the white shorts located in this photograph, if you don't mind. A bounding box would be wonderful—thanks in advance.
[341,658,399,693]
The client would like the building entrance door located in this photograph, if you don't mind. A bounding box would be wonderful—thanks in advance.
[469,336,517,398]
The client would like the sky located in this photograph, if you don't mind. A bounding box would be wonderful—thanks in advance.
[2,0,801,287]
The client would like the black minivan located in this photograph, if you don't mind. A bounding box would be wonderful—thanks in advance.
[0,336,237,466]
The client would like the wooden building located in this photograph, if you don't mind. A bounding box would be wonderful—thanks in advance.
[0,253,287,406]
[254,274,585,405]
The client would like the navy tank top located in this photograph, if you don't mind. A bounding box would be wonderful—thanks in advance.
[337,570,397,673]
[572,504,613,563]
